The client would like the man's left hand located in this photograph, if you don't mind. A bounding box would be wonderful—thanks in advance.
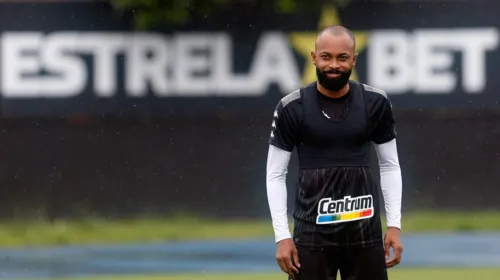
[384,227,403,268]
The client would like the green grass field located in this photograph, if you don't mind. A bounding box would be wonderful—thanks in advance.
[32,269,500,280]
[1,211,500,247]
[4,212,500,280]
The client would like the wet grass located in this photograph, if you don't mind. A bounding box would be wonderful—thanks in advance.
[42,268,500,280]
[1,211,499,247]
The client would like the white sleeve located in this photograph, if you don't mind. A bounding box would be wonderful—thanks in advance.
[373,138,403,230]
[266,144,292,243]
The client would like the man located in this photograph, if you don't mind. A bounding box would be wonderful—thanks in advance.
[266,25,403,280]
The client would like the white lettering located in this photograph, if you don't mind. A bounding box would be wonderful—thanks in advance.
[250,32,301,94]
[453,29,498,93]
[414,31,456,94]
[0,31,306,98]
[368,30,410,94]
[78,33,126,97]
[209,33,251,95]
[1,29,498,99]
[1,33,43,97]
[368,28,499,95]
[41,33,86,97]
[125,33,169,97]
[173,33,213,95]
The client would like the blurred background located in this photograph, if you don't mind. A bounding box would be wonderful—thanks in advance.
[0,0,499,279]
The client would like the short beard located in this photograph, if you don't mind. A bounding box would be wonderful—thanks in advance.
[316,67,352,92]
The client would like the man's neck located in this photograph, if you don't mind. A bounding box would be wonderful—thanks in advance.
[316,82,350,99]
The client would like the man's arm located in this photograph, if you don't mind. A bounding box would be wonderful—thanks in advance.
[366,88,402,228]
[266,92,301,242]
[266,144,292,243]
[266,93,303,277]
[367,87,404,267]
[373,138,402,229]
[267,143,301,277]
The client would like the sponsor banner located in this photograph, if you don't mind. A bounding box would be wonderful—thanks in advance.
[0,1,499,116]
[317,195,374,224]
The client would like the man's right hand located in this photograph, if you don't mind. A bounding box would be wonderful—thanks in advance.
[276,238,301,279]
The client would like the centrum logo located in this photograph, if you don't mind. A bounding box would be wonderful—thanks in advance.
[317,195,374,224]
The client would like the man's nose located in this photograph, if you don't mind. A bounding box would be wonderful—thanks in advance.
[328,59,340,69]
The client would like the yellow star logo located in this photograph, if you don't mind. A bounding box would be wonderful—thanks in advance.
[289,4,368,85]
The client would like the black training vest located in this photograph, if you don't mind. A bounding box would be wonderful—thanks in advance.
[297,81,371,170]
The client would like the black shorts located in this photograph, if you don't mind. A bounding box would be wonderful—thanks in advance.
[289,244,388,280]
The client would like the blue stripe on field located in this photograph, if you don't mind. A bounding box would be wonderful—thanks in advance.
[0,233,499,279]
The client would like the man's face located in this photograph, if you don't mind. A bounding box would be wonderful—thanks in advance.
[311,32,357,91]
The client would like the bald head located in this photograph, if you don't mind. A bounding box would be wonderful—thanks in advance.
[315,25,356,52]
[310,25,358,93]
